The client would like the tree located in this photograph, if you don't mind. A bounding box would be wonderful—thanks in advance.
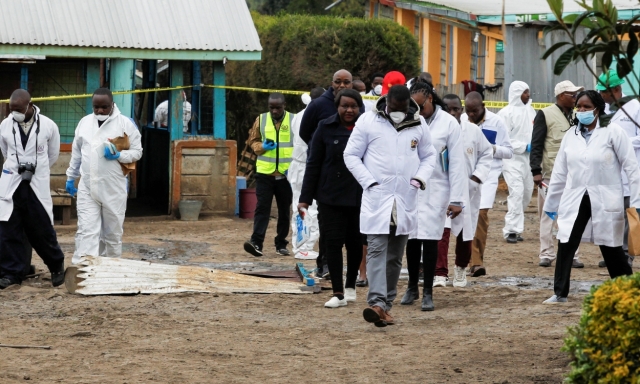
[543,0,640,124]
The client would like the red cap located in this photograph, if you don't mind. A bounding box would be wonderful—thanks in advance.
[381,71,406,96]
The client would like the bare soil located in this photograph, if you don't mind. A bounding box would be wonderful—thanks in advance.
[0,190,632,383]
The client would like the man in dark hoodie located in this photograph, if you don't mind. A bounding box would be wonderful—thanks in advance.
[299,69,364,278]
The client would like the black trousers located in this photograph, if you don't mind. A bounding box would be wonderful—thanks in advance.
[318,203,361,293]
[251,174,293,250]
[406,239,439,294]
[554,194,633,297]
[0,181,65,282]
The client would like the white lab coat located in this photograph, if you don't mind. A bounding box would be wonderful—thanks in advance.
[449,121,494,241]
[499,81,536,237]
[344,110,436,235]
[462,110,513,209]
[610,98,640,197]
[67,104,143,263]
[154,100,192,133]
[411,109,466,240]
[289,107,320,259]
[0,106,60,224]
[544,121,640,247]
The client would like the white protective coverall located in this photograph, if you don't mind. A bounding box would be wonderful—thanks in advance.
[610,98,640,197]
[154,99,192,133]
[289,94,320,260]
[448,121,494,240]
[499,81,536,238]
[461,110,513,210]
[0,106,59,223]
[67,104,143,264]
[410,108,466,240]
[544,121,640,247]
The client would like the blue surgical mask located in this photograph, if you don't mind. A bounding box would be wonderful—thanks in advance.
[576,110,596,126]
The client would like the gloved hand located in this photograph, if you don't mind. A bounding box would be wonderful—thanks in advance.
[526,143,532,152]
[545,211,558,221]
[262,139,277,151]
[66,179,77,197]
[104,142,120,160]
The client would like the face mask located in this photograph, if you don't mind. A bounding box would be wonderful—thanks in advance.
[95,103,113,122]
[11,105,29,123]
[360,91,366,95]
[373,85,382,96]
[576,110,596,126]
[388,111,406,124]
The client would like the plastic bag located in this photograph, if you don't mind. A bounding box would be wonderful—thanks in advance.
[295,208,311,247]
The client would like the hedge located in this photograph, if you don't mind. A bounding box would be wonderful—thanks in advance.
[225,12,421,147]
[563,273,640,383]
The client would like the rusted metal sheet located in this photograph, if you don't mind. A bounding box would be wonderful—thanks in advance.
[65,256,311,296]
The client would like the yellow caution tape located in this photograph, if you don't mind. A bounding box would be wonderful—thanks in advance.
[0,85,194,103]
[1,83,554,109]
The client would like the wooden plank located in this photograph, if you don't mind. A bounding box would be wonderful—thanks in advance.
[62,207,71,225]
[51,196,72,206]
[65,256,311,295]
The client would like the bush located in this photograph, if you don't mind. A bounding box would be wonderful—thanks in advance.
[225,12,421,148]
[563,273,640,383]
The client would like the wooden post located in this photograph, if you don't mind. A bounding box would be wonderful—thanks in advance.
[169,61,185,141]
[212,61,226,139]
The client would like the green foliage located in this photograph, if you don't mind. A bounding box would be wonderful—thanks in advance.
[253,0,366,18]
[543,0,640,89]
[563,273,640,382]
[225,12,421,145]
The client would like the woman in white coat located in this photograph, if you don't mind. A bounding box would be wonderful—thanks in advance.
[499,81,536,243]
[543,90,636,303]
[400,81,466,311]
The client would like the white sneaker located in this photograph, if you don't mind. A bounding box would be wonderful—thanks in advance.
[433,276,448,287]
[324,296,347,308]
[452,266,467,288]
[543,295,568,304]
[344,288,356,302]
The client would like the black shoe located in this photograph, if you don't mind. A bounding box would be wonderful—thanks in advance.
[572,259,584,269]
[517,235,524,242]
[421,293,434,311]
[355,278,368,287]
[275,248,290,256]
[598,259,606,268]
[400,285,420,305]
[506,233,517,244]
[0,277,20,289]
[243,241,263,257]
[51,269,65,287]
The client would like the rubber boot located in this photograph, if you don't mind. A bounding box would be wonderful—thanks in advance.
[400,285,420,305]
[421,288,434,311]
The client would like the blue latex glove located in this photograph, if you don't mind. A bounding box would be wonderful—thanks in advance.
[66,180,77,197]
[104,143,120,160]
[262,139,277,151]
[526,143,532,152]
[545,211,558,221]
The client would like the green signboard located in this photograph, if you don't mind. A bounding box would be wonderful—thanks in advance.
[496,41,504,53]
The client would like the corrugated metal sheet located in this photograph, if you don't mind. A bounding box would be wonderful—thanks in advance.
[419,0,639,16]
[0,0,262,52]
[503,26,595,103]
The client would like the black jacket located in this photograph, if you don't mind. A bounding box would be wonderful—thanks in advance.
[299,87,365,144]
[299,113,363,207]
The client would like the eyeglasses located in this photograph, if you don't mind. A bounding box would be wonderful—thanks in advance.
[563,92,578,99]
[333,80,352,86]
[419,99,430,111]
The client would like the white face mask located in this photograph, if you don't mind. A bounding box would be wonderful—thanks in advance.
[373,85,382,96]
[11,105,29,123]
[95,103,113,122]
[388,111,406,124]
[360,91,366,95]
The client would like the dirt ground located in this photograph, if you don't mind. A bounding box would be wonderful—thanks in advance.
[1,190,633,383]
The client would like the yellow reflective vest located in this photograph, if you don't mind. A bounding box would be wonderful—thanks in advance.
[256,111,295,175]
